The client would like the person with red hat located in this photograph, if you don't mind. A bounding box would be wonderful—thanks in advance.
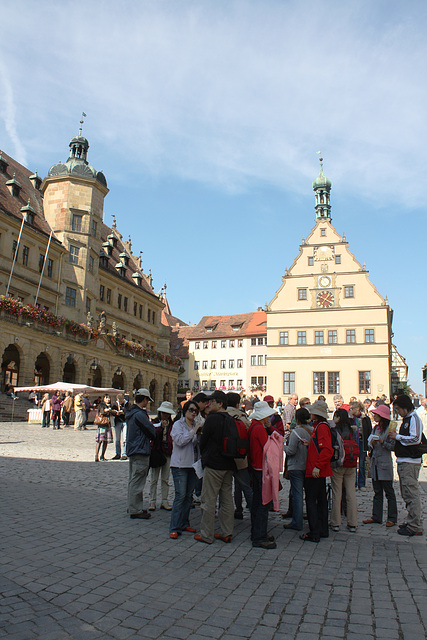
[363,404,397,528]
[263,395,285,436]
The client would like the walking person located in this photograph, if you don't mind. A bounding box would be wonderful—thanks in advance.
[111,393,128,460]
[126,389,156,520]
[148,400,175,511]
[283,407,313,532]
[388,395,424,536]
[300,400,333,543]
[363,404,397,528]
[51,391,62,429]
[95,395,114,461]
[73,392,85,431]
[82,393,92,429]
[329,408,359,533]
[62,392,73,427]
[41,393,51,428]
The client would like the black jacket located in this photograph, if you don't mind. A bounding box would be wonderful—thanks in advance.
[200,411,236,471]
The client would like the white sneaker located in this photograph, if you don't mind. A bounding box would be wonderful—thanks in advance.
[148,502,156,511]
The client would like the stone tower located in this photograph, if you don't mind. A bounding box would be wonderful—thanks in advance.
[41,129,109,321]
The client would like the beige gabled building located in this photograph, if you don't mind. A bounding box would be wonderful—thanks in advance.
[267,158,393,404]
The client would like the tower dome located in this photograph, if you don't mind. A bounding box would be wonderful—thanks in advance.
[47,121,107,187]
[312,156,331,221]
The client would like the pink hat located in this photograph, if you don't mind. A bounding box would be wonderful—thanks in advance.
[370,404,390,420]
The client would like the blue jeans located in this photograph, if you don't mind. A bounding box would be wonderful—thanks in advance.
[114,422,125,457]
[357,445,366,488]
[234,468,253,513]
[289,470,305,530]
[170,468,197,533]
[249,467,270,542]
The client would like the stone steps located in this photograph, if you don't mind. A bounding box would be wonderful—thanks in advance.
[0,394,32,422]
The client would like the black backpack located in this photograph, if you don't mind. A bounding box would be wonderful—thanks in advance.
[222,413,249,459]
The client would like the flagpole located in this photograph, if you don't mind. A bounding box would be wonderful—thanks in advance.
[6,217,25,297]
[35,231,53,307]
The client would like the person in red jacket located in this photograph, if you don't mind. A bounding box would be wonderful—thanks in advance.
[248,401,277,549]
[301,399,333,543]
[263,395,285,436]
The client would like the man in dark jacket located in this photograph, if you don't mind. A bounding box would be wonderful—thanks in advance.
[194,391,236,544]
[388,394,424,536]
[126,388,156,519]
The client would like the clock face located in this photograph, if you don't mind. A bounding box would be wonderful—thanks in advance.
[317,290,334,308]
[319,275,332,288]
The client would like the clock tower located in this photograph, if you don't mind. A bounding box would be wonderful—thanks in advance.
[266,159,393,404]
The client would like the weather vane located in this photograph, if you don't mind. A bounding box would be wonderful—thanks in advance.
[316,150,324,169]
[79,112,87,136]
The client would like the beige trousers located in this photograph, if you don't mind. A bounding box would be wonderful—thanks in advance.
[149,456,171,504]
[200,468,234,543]
[397,462,422,533]
[330,467,358,528]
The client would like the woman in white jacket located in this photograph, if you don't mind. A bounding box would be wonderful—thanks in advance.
[169,400,202,539]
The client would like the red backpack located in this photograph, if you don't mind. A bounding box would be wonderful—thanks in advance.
[222,414,249,459]
[342,434,359,468]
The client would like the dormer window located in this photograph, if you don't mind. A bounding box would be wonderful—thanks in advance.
[231,323,243,331]
[29,171,42,190]
[107,233,118,248]
[0,152,9,174]
[20,201,36,225]
[102,241,113,257]
[115,262,127,277]
[132,271,142,286]
[99,250,109,268]
[119,252,129,266]
[6,173,22,197]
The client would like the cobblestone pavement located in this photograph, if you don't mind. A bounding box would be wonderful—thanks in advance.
[1,422,426,640]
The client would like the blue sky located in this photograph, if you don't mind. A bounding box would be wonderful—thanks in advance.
[1,0,426,393]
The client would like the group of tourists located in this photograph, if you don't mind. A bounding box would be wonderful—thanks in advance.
[123,387,426,547]
[33,384,426,545]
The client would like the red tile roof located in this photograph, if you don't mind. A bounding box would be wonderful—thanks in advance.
[0,150,61,242]
[190,311,267,339]
[170,325,193,359]
[99,222,158,298]
[160,296,189,329]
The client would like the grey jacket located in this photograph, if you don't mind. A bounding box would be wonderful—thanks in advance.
[284,424,313,471]
[369,424,395,481]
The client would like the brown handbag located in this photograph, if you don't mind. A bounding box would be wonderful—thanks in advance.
[94,413,109,426]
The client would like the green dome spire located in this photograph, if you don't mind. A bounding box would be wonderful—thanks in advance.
[312,155,332,221]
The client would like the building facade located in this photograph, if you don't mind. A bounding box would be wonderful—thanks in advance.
[267,159,393,404]
[171,311,268,394]
[0,131,180,408]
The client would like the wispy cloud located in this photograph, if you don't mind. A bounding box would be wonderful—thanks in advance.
[1,0,427,207]
[0,55,27,165]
